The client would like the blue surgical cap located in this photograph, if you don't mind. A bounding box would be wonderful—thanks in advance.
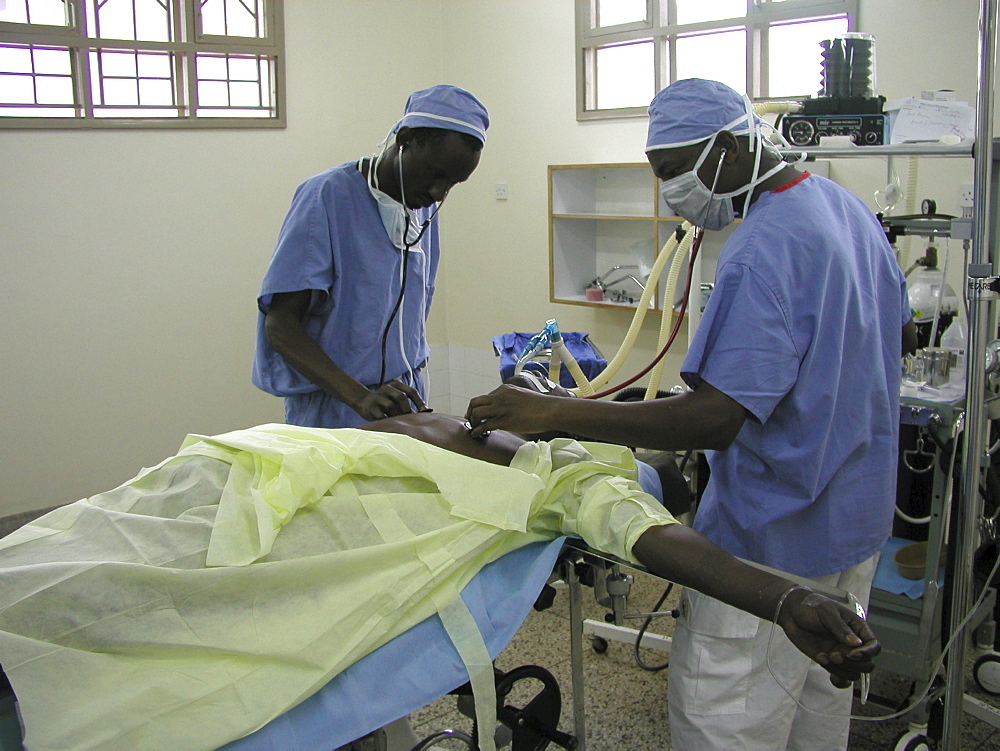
[396,84,490,144]
[645,78,762,152]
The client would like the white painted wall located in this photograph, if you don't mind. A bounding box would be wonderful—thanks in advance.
[0,1,450,512]
[0,0,989,514]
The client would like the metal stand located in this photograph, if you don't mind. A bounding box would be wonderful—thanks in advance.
[942,2,999,747]
[564,556,589,751]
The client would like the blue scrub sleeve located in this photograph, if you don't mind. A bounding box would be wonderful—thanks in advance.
[257,179,338,315]
[684,262,799,424]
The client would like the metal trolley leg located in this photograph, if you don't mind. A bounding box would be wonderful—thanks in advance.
[564,557,588,751]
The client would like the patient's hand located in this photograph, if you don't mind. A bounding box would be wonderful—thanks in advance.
[358,412,527,467]
[778,588,880,687]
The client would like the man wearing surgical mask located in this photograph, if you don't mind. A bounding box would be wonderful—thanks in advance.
[467,79,916,749]
[253,85,487,429]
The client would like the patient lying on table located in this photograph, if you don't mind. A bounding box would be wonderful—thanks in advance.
[0,414,878,751]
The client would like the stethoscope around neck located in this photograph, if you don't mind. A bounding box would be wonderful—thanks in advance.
[373,145,444,390]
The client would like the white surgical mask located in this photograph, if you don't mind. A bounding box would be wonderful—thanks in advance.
[368,134,444,250]
[369,182,414,250]
[656,97,801,231]
[365,137,426,250]
[659,140,733,231]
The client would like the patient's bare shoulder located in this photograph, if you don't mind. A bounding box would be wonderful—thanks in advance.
[358,413,527,466]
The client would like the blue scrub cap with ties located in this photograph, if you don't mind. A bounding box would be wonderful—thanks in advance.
[395,84,490,145]
[645,78,764,152]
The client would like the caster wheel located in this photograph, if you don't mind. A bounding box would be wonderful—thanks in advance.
[892,729,932,751]
[588,635,608,654]
[973,652,1000,695]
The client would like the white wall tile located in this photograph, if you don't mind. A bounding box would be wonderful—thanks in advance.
[447,395,466,417]
[427,345,449,374]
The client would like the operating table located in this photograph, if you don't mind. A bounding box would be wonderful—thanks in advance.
[0,453,666,751]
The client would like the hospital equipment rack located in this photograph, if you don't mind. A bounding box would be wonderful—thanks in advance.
[771,6,1000,744]
[871,397,1000,748]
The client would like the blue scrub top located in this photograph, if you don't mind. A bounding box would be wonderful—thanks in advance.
[252,162,440,427]
[682,174,910,578]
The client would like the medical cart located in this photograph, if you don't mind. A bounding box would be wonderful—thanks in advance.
[867,396,1000,749]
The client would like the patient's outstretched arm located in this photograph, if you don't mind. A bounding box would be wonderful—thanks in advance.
[632,525,879,687]
[359,412,879,686]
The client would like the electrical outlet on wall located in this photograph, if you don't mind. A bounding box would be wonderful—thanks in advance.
[960,182,974,218]
[960,182,974,208]
[494,182,509,200]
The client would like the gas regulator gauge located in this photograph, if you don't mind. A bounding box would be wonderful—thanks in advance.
[787,119,815,146]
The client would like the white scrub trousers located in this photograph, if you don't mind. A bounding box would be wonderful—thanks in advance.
[667,554,878,751]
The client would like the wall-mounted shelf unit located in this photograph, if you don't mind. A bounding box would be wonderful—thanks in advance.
[548,163,686,312]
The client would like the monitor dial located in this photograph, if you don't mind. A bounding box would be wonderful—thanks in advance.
[787,119,815,146]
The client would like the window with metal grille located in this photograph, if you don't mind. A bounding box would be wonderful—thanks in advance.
[0,0,284,128]
[576,0,857,120]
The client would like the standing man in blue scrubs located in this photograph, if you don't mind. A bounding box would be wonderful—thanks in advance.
[253,85,488,428]
[467,79,916,749]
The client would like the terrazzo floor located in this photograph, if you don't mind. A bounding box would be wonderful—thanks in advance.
[407,566,1000,750]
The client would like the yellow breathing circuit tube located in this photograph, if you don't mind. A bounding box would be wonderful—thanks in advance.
[644,227,695,399]
[511,320,597,393]
[547,334,591,391]
[752,100,802,117]
[566,221,694,397]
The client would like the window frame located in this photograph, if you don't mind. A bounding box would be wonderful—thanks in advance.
[576,0,858,121]
[0,0,285,129]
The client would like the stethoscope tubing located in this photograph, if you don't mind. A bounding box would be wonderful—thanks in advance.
[377,212,434,388]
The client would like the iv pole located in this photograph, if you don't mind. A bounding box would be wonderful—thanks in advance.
[942,0,997,746]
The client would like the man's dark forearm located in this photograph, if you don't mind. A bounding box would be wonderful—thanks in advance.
[265,312,368,408]
[632,524,800,621]
[539,385,746,452]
